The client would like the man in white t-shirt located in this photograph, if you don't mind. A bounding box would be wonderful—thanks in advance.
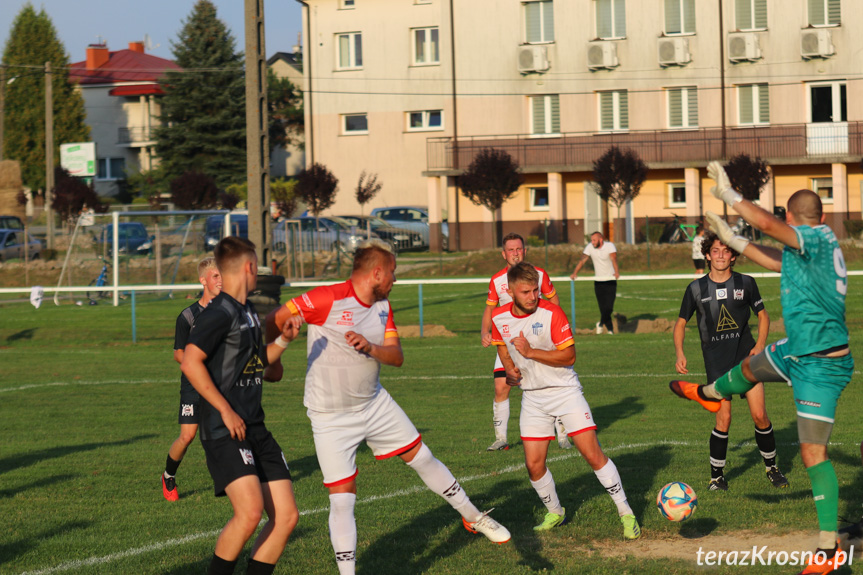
[266,239,510,575]
[492,262,641,539]
[570,232,619,334]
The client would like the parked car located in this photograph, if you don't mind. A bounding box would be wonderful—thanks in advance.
[204,214,249,250]
[0,228,42,261]
[370,206,449,250]
[0,215,24,231]
[278,216,377,253]
[94,222,154,256]
[336,215,424,252]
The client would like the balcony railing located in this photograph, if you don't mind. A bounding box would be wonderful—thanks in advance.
[118,127,154,144]
[427,122,863,172]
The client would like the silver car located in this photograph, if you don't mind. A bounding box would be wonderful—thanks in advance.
[0,229,42,261]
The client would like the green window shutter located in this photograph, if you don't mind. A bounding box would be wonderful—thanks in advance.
[665,0,681,34]
[543,1,555,42]
[758,84,770,123]
[619,91,629,129]
[532,96,546,134]
[550,95,560,133]
[614,0,627,37]
[754,0,767,28]
[809,0,825,25]
[526,2,541,43]
[669,89,683,127]
[828,0,840,25]
[739,85,753,124]
[597,0,612,38]
[600,92,613,130]
[688,88,698,127]
[683,0,696,33]
[735,0,751,29]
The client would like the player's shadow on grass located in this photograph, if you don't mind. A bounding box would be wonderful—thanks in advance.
[285,454,326,483]
[6,328,37,343]
[0,473,75,499]
[163,557,211,575]
[727,420,799,489]
[0,434,157,475]
[591,396,644,430]
[0,521,90,566]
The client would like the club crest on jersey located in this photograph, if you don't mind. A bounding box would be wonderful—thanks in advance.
[379,310,388,325]
[716,288,727,300]
[502,325,510,337]
[181,404,195,416]
[531,322,543,336]
[239,448,255,466]
[734,289,744,300]
[337,310,354,326]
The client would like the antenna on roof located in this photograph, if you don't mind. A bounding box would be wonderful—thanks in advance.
[144,34,160,51]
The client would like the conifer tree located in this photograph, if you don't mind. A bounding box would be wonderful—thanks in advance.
[1,4,89,192]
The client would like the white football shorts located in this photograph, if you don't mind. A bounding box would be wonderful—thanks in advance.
[307,387,421,487]
[493,353,504,374]
[519,384,596,441]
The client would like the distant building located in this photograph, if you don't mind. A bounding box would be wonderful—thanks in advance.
[69,42,180,197]
[298,0,863,250]
[268,50,306,178]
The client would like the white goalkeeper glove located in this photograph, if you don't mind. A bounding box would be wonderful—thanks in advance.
[707,161,743,207]
[705,211,750,254]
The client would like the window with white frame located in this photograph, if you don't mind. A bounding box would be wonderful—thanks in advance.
[412,27,439,65]
[97,158,126,180]
[415,0,432,4]
[811,177,833,203]
[530,95,560,135]
[809,0,840,26]
[596,0,626,39]
[668,183,687,207]
[337,32,363,69]
[667,86,698,129]
[525,1,555,44]
[735,0,767,31]
[407,110,443,131]
[738,84,769,125]
[665,0,695,34]
[342,113,368,135]
[340,0,355,8]
[599,90,628,131]
[529,187,550,211]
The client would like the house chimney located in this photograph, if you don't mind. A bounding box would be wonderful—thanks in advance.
[86,44,109,69]
[128,41,145,53]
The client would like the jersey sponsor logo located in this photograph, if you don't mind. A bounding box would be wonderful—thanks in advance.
[796,399,821,408]
[239,448,255,466]
[531,321,543,336]
[734,289,744,300]
[502,325,510,338]
[716,288,727,300]
[181,403,195,416]
[337,310,354,326]
[716,304,739,332]
[561,323,571,333]
[302,293,314,309]
[242,354,264,375]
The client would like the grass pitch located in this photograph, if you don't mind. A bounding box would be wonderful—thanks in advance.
[1,277,861,574]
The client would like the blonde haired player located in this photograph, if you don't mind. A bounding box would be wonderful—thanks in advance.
[492,262,640,538]
[161,256,222,501]
[266,239,510,575]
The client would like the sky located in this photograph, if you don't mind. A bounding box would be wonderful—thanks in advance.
[0,0,303,63]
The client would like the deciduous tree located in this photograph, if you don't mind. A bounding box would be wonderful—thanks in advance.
[460,148,522,248]
[592,146,648,242]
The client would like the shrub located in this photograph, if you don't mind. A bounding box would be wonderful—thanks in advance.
[843,219,863,239]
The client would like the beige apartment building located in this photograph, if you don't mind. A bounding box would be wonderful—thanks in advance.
[298,0,862,250]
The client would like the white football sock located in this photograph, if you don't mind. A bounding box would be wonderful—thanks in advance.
[328,493,357,575]
[530,468,564,516]
[492,399,509,441]
[407,443,481,521]
[594,458,634,517]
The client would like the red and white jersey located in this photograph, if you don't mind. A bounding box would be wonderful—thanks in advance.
[486,266,556,307]
[490,300,579,391]
[283,280,398,412]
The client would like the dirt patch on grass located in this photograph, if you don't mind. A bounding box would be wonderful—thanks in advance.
[589,529,861,563]
[575,314,676,335]
[398,324,457,338]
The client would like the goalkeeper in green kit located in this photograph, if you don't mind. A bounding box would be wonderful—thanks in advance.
[670,161,853,575]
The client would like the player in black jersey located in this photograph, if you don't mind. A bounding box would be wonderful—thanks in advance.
[162,257,222,501]
[673,232,788,491]
[182,237,302,575]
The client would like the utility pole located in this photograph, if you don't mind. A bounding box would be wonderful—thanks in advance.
[0,66,5,160]
[45,61,55,250]
[245,0,270,266]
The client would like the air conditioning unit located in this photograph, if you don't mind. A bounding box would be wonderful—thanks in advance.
[587,42,619,70]
[517,45,550,74]
[800,29,834,59]
[727,32,761,62]
[658,37,691,67]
